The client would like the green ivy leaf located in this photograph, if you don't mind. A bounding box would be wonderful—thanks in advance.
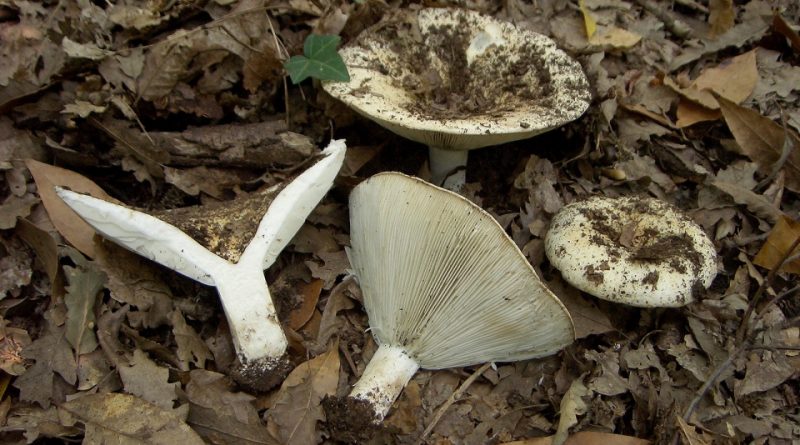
[284,34,350,84]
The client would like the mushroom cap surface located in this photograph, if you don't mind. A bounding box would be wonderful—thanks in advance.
[348,172,575,369]
[323,7,590,151]
[544,196,718,307]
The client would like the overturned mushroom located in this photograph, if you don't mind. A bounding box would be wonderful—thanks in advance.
[56,140,346,390]
[544,195,718,307]
[325,172,574,441]
[322,7,590,190]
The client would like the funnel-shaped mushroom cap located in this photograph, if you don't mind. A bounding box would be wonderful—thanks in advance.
[348,173,575,369]
[545,196,718,308]
[323,8,590,151]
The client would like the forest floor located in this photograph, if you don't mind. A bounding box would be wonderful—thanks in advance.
[1,0,799,444]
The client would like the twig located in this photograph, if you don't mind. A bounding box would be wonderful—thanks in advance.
[633,0,692,39]
[415,362,492,444]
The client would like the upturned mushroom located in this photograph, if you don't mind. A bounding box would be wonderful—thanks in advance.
[544,195,718,307]
[56,140,346,390]
[322,7,590,190]
[325,172,574,441]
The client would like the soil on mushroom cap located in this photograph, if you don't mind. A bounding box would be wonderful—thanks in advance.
[577,196,706,280]
[360,10,557,121]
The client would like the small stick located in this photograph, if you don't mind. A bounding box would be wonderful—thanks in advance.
[415,362,492,444]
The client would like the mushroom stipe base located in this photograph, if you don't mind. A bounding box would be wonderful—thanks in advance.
[323,396,383,443]
[230,353,293,393]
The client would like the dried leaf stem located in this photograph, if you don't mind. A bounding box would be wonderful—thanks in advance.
[415,362,492,444]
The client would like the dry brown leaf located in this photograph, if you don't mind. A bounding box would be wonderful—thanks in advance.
[118,349,179,410]
[25,159,117,258]
[675,99,721,128]
[59,393,203,444]
[711,180,783,224]
[708,0,735,37]
[288,279,323,330]
[772,14,800,54]
[552,377,589,445]
[717,97,800,192]
[265,342,340,445]
[588,28,641,50]
[170,309,212,370]
[753,215,800,274]
[504,431,650,445]
[668,50,758,124]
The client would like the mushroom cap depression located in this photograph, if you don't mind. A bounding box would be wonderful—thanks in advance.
[544,196,718,308]
[348,172,575,369]
[322,7,590,151]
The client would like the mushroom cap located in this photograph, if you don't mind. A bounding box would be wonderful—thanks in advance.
[544,196,718,308]
[323,7,590,151]
[348,172,575,369]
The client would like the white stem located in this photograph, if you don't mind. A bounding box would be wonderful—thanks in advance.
[213,261,288,362]
[428,146,468,191]
[350,344,420,421]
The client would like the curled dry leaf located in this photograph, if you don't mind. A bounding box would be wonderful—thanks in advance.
[718,96,800,192]
[754,215,800,274]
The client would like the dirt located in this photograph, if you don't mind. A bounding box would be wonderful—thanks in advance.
[360,10,555,121]
[322,395,382,443]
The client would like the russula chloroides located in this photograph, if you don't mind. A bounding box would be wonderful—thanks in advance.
[56,140,346,390]
[544,195,718,307]
[325,172,574,441]
[322,7,590,191]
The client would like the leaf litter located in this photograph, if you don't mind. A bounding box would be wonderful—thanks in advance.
[1,0,799,444]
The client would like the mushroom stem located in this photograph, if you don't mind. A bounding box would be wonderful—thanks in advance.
[213,260,288,363]
[350,344,420,421]
[428,146,468,191]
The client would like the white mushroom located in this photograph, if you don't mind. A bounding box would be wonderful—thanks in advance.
[56,140,346,390]
[322,7,590,191]
[544,195,718,307]
[326,172,574,441]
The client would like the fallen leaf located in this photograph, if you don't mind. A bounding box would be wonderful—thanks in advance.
[711,180,783,224]
[265,341,340,445]
[503,431,650,445]
[188,405,279,445]
[668,50,758,124]
[25,159,116,257]
[708,0,735,37]
[185,369,259,425]
[59,393,203,444]
[577,0,597,38]
[735,350,796,397]
[718,97,800,192]
[0,194,39,229]
[772,13,800,54]
[753,215,800,274]
[118,349,179,410]
[63,262,104,356]
[288,279,323,330]
[14,218,60,291]
[0,320,31,375]
[14,309,77,407]
[552,377,590,445]
[588,28,641,50]
[170,309,211,370]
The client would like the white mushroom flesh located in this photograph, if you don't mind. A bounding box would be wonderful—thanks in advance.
[350,344,420,421]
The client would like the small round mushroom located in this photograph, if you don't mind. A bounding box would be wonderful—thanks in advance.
[544,195,718,307]
[325,172,574,442]
[322,8,590,191]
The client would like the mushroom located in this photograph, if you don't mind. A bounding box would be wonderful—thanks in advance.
[326,172,574,441]
[544,195,718,307]
[55,140,346,390]
[322,7,590,191]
